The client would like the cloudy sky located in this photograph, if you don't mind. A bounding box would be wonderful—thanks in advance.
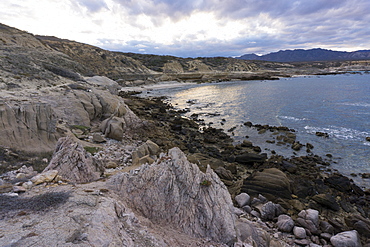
[1,0,369,57]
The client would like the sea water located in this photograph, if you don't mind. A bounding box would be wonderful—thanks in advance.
[141,73,370,188]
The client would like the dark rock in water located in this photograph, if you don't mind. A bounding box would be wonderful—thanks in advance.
[44,136,104,183]
[243,121,253,127]
[292,142,303,151]
[253,146,262,153]
[241,140,253,147]
[235,152,266,165]
[241,168,292,200]
[306,143,314,149]
[361,173,370,179]
[316,131,329,138]
[366,137,370,142]
[312,194,340,211]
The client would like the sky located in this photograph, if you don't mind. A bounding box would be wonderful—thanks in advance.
[1,0,369,58]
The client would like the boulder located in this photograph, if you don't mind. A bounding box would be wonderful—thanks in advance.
[241,168,292,200]
[330,230,361,247]
[256,201,283,221]
[92,133,106,143]
[296,209,320,235]
[235,193,251,208]
[235,152,266,165]
[312,193,340,211]
[110,147,237,245]
[43,136,104,183]
[320,221,335,234]
[187,153,225,172]
[235,218,270,247]
[100,116,126,141]
[85,76,120,95]
[293,226,307,239]
[214,166,234,180]
[277,214,295,232]
[131,140,160,166]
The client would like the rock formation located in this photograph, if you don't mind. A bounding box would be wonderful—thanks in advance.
[110,147,237,245]
[43,136,104,183]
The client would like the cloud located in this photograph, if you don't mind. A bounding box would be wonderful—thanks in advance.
[72,0,108,13]
[0,0,370,57]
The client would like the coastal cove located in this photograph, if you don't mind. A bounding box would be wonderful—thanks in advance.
[136,73,370,189]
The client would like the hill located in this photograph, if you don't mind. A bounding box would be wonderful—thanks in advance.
[237,48,370,62]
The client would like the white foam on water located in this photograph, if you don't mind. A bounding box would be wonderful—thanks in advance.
[304,125,370,141]
[337,102,370,107]
[277,115,308,121]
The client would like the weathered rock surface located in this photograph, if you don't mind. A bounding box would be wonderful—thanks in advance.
[296,209,320,235]
[43,136,104,183]
[241,168,292,200]
[330,230,362,247]
[0,181,229,247]
[235,152,266,165]
[30,170,58,185]
[131,140,160,166]
[235,193,251,208]
[110,147,237,245]
[277,214,295,232]
[0,102,62,152]
[293,226,307,239]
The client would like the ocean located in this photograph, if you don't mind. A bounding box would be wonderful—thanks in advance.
[141,73,370,189]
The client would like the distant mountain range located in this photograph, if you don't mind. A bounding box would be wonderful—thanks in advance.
[237,48,370,62]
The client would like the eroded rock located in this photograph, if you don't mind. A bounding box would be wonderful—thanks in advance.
[44,136,104,183]
[110,147,237,245]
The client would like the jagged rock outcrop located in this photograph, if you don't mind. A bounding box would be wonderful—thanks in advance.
[110,147,237,245]
[43,136,104,183]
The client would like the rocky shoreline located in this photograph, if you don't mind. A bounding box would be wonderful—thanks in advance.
[119,93,370,246]
[0,81,369,246]
[1,22,370,246]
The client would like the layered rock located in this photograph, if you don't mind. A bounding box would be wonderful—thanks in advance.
[241,168,292,200]
[43,136,104,183]
[0,82,143,152]
[110,147,237,245]
[0,102,62,152]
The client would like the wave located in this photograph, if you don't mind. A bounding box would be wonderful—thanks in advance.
[304,125,370,141]
[278,115,308,121]
[337,102,370,107]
